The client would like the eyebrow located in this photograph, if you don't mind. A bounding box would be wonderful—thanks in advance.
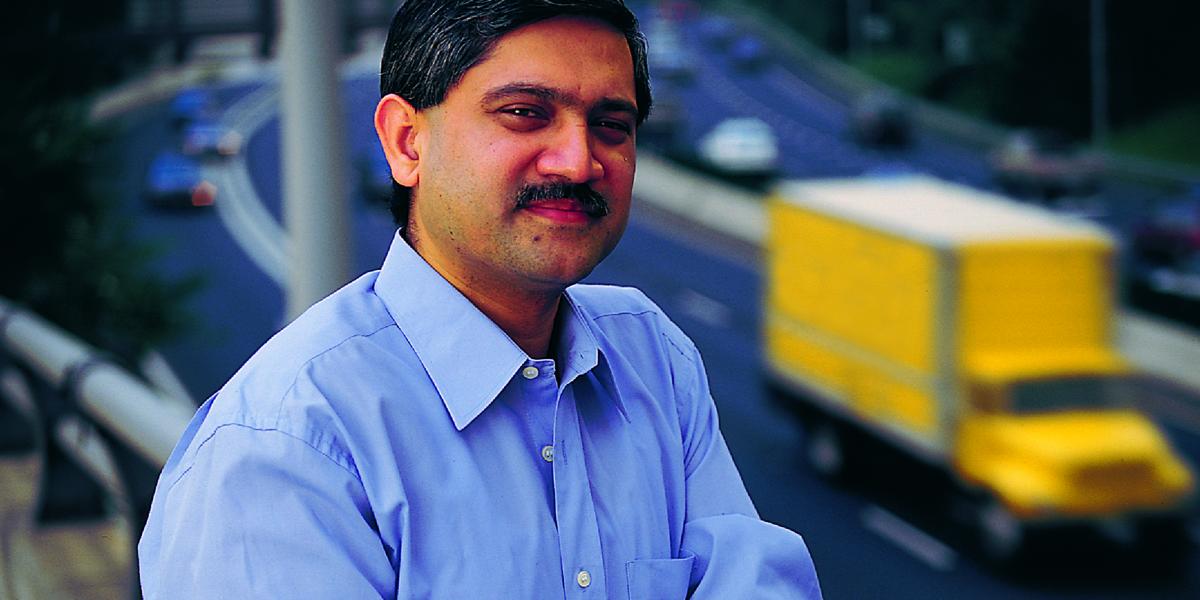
[481,82,639,119]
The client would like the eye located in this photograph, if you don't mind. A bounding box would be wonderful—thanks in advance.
[597,118,632,133]
[496,105,549,131]
[503,106,545,119]
[592,118,633,144]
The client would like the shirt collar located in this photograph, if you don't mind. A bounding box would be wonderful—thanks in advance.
[557,290,629,422]
[374,233,621,429]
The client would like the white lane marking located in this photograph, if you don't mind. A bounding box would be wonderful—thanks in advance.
[861,505,957,572]
[207,83,289,286]
[676,289,733,328]
[207,158,287,285]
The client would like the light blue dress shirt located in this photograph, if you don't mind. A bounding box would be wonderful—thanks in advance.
[139,233,821,599]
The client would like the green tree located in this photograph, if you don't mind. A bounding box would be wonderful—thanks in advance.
[1,3,200,365]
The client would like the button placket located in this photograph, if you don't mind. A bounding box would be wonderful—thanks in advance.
[551,385,605,597]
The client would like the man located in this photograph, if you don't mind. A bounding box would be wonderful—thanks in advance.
[139,1,822,597]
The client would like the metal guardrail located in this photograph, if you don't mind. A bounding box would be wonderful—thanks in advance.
[0,296,196,600]
[0,297,193,468]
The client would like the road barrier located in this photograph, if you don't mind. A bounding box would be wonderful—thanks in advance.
[0,295,196,599]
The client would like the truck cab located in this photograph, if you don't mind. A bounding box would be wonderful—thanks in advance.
[956,357,1194,559]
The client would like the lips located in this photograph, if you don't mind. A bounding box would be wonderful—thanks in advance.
[521,198,594,224]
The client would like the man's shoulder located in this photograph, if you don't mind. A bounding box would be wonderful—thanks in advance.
[213,273,412,424]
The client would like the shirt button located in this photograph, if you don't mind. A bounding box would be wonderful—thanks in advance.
[576,570,591,588]
[541,445,554,463]
[521,366,540,380]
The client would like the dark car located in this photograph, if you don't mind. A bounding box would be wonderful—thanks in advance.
[849,91,911,148]
[729,35,768,71]
[144,151,217,209]
[1134,196,1200,263]
[696,14,736,49]
[637,89,687,152]
[1127,192,1200,326]
[990,129,1103,199]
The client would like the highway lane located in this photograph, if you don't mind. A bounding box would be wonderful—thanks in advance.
[103,85,284,400]
[100,8,1200,597]
[107,86,1200,597]
[595,206,1200,599]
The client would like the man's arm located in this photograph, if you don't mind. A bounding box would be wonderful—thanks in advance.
[138,424,395,598]
[673,342,823,599]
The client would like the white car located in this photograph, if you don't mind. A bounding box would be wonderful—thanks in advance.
[697,117,779,178]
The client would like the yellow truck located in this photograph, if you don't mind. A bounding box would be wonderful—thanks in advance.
[763,175,1194,561]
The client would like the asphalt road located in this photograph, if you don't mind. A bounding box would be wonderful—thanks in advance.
[100,5,1200,598]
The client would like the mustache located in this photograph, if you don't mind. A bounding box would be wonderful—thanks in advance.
[515,182,610,218]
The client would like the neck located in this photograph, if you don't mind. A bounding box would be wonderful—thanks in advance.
[470,286,562,359]
[430,265,564,358]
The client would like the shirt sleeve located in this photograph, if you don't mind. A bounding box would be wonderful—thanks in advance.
[137,423,395,598]
[671,338,823,599]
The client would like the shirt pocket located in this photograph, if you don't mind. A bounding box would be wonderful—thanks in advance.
[624,554,695,600]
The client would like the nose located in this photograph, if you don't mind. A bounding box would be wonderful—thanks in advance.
[536,122,604,184]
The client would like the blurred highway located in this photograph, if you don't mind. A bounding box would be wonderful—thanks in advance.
[93,4,1200,598]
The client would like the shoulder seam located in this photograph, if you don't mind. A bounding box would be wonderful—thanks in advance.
[273,323,396,425]
[163,422,362,494]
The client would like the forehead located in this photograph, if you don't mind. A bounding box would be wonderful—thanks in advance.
[454,17,636,106]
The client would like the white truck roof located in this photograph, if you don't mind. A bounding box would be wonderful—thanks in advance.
[773,175,1113,246]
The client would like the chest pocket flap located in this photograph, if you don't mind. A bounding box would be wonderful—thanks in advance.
[625,554,695,600]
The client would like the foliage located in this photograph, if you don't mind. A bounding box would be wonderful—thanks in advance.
[1107,104,1200,167]
[0,2,199,365]
[709,0,1200,146]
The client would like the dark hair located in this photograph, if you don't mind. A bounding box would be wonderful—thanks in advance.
[379,0,652,227]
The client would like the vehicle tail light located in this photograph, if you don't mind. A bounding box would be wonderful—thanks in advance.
[191,180,217,207]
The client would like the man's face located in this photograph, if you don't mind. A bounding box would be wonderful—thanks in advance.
[407,17,638,296]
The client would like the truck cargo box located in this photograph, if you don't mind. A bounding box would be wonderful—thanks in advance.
[766,176,1116,458]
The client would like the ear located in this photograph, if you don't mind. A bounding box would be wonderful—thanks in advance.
[374,94,422,188]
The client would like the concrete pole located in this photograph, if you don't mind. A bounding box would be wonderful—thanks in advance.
[279,0,352,320]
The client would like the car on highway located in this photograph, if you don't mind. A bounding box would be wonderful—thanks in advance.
[849,90,911,148]
[637,88,687,152]
[729,35,768,71]
[168,88,217,130]
[647,17,693,82]
[182,119,244,159]
[696,117,778,185]
[696,14,736,49]
[1130,193,1200,304]
[990,129,1103,199]
[143,151,217,209]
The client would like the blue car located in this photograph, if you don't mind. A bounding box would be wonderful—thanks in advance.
[730,35,768,70]
[144,151,217,209]
[169,88,217,129]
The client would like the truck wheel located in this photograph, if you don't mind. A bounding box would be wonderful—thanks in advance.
[805,421,848,480]
[977,498,1024,564]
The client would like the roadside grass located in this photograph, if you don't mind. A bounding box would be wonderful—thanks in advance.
[851,50,1200,172]
[1106,104,1200,169]
[848,51,930,97]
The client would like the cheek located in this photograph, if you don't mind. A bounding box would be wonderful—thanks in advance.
[601,153,636,203]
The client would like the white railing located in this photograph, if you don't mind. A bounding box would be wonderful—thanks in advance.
[0,296,194,470]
